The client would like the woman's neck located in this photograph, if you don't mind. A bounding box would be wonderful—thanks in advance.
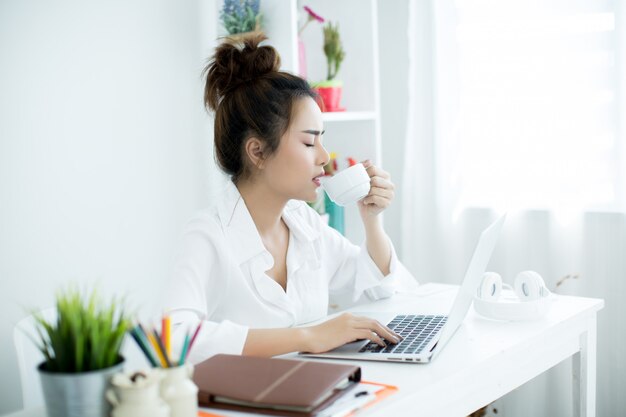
[235,179,287,235]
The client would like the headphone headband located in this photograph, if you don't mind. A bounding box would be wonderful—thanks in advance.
[474,271,552,321]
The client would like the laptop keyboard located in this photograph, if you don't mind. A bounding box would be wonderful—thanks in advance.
[358,315,447,355]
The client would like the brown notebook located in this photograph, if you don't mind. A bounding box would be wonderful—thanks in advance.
[193,354,361,417]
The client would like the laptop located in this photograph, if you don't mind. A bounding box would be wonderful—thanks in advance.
[301,214,505,364]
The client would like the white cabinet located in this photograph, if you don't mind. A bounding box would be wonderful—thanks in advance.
[219,0,382,244]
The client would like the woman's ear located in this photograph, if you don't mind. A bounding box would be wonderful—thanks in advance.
[244,137,267,169]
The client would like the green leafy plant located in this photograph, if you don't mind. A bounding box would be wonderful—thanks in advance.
[220,0,263,35]
[322,21,345,82]
[32,286,129,373]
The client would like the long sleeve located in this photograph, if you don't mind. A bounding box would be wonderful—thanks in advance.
[164,216,249,364]
[299,205,417,303]
[162,186,418,364]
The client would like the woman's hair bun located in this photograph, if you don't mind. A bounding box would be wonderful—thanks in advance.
[204,32,281,111]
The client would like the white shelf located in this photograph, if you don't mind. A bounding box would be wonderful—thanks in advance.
[322,111,377,122]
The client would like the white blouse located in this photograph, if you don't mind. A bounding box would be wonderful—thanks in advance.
[164,181,416,364]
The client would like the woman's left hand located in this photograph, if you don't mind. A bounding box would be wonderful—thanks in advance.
[358,160,395,218]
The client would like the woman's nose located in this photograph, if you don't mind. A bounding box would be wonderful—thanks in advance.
[317,143,330,166]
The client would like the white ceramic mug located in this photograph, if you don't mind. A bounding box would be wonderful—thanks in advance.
[321,163,371,206]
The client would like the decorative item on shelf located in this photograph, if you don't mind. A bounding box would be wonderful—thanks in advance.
[30,285,129,417]
[298,5,325,79]
[325,189,345,234]
[312,21,346,112]
[220,0,263,39]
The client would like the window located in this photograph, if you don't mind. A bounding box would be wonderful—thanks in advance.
[434,0,623,217]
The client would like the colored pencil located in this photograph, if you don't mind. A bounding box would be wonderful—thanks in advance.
[162,315,171,359]
[137,323,160,365]
[129,325,159,367]
[185,321,203,361]
[152,327,172,368]
[178,330,191,366]
[145,327,168,367]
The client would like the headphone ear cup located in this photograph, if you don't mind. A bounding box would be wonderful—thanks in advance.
[478,272,502,301]
[514,271,546,301]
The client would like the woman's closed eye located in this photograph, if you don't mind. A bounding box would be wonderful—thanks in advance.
[301,129,325,148]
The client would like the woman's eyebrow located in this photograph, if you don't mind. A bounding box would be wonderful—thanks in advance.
[301,129,325,135]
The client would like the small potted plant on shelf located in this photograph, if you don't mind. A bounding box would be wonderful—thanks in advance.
[31,285,129,417]
[220,0,263,37]
[312,21,346,112]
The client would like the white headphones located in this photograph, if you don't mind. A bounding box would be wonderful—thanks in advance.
[473,271,552,321]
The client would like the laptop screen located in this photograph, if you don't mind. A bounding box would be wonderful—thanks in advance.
[431,214,506,356]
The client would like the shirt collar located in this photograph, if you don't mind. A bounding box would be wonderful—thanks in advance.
[217,181,269,266]
[282,200,320,243]
[282,201,322,272]
[216,181,321,266]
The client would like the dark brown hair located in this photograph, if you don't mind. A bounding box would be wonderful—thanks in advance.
[203,33,316,182]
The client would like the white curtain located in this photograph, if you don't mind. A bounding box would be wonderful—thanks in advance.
[403,1,626,415]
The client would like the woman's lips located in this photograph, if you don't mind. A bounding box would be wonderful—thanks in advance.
[312,173,325,187]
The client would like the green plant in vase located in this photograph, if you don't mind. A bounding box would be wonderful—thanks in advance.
[31,285,130,417]
[322,22,345,84]
[220,0,263,36]
[312,21,346,112]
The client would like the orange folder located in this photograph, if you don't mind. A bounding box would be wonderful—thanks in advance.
[346,380,398,416]
[198,411,225,417]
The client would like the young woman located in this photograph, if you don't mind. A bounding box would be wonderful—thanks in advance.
[165,34,416,363]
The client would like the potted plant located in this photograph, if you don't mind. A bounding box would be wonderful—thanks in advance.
[313,21,346,112]
[31,286,129,417]
[220,0,263,37]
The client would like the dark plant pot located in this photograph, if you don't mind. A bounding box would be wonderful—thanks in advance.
[38,356,124,417]
[314,85,344,112]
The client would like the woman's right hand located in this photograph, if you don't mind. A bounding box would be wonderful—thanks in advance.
[300,313,402,354]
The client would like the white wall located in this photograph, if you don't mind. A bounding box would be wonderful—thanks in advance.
[0,1,413,413]
[377,0,410,256]
[0,1,219,413]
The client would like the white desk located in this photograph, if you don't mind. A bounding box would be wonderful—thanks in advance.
[320,286,604,416]
[4,285,603,417]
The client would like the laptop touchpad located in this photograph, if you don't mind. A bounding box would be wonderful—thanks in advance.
[330,339,369,353]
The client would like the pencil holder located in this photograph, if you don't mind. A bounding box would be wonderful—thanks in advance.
[160,363,198,417]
